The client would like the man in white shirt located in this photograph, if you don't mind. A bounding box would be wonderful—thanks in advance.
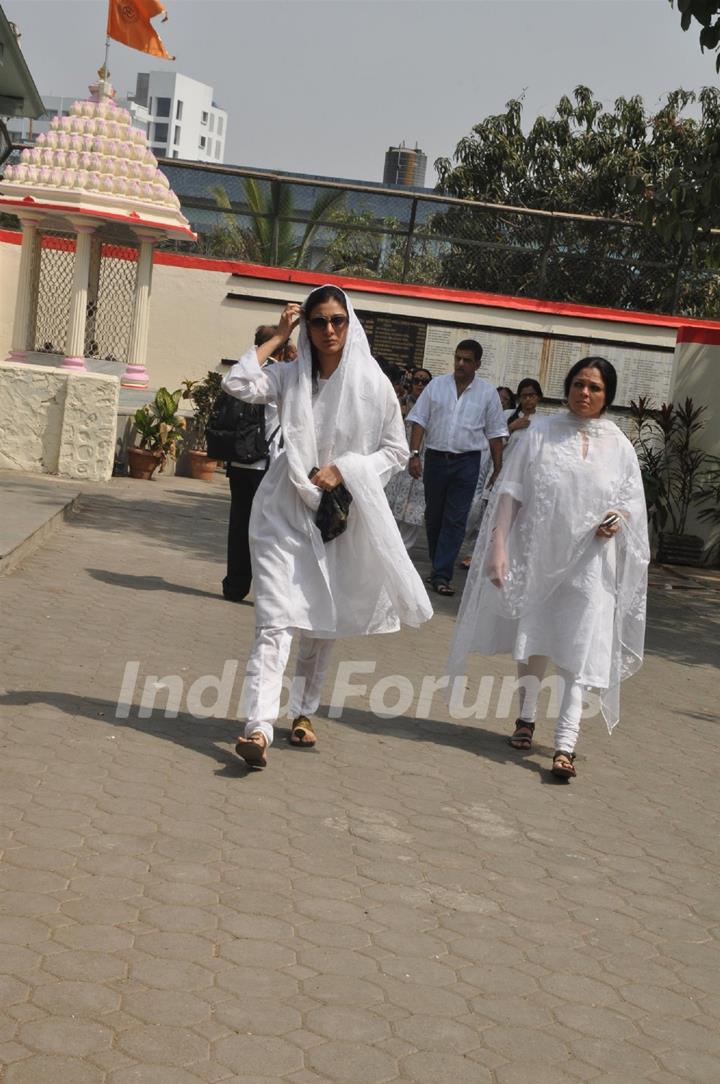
[222,325,283,601]
[406,339,507,596]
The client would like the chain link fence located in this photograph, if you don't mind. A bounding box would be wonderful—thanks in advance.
[158,159,720,319]
[33,231,74,354]
[29,231,137,362]
[87,242,137,362]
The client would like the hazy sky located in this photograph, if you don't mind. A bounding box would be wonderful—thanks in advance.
[5,1,717,184]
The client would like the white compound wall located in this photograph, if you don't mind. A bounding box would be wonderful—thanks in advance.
[0,363,119,481]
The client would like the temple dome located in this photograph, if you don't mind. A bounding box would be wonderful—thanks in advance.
[0,75,194,241]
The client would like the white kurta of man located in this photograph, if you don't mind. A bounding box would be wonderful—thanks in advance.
[222,295,433,639]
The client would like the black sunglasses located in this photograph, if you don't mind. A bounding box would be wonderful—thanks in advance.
[308,315,348,331]
[413,377,431,387]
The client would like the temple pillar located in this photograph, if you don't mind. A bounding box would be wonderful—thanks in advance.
[7,212,44,361]
[121,231,156,389]
[62,221,97,372]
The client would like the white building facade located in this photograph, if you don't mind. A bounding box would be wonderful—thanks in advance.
[6,72,227,165]
[129,72,227,163]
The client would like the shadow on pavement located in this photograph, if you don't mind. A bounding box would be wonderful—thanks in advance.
[75,487,229,564]
[325,703,570,785]
[86,568,249,604]
[0,690,307,778]
[645,590,720,669]
[0,687,571,783]
[0,688,248,772]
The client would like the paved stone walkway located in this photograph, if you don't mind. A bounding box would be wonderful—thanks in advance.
[0,475,718,1084]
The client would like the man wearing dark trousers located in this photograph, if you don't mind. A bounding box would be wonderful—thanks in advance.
[407,340,507,596]
[222,325,282,601]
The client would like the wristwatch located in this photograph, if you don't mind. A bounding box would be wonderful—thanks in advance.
[410,450,421,457]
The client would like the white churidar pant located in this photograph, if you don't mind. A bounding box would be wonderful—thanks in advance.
[516,655,584,753]
[242,627,334,746]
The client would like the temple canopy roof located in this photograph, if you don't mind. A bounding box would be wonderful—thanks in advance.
[0,71,195,243]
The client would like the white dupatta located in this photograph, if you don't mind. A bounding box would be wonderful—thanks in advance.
[223,287,433,637]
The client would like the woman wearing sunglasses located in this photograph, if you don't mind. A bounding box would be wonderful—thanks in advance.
[222,285,432,768]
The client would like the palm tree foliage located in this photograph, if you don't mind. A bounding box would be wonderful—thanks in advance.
[207,180,345,269]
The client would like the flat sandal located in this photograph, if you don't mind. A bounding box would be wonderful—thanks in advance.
[551,750,577,779]
[508,719,535,750]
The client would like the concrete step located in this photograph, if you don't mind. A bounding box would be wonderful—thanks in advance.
[0,470,81,576]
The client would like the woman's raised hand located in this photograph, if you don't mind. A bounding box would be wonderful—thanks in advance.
[279,303,301,340]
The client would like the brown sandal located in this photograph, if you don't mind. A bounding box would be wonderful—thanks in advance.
[235,732,268,769]
[289,715,317,747]
[508,720,535,750]
[551,750,576,779]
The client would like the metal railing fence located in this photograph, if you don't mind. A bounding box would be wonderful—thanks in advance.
[158,159,720,319]
[5,149,720,318]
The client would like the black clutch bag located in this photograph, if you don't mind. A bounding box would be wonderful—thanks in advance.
[309,468,353,542]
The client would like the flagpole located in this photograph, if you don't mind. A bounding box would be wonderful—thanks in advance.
[101,0,111,78]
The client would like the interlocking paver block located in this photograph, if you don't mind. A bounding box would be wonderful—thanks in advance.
[18,1017,113,1055]
[5,1054,105,1083]
[215,1034,304,1075]
[32,980,121,1016]
[306,1040,398,1083]
[0,475,718,1084]
[117,1025,210,1065]
[399,1050,492,1083]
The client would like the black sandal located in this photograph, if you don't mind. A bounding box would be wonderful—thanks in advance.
[508,720,535,750]
[551,750,577,779]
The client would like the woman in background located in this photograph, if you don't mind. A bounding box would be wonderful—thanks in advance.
[506,378,543,443]
[449,357,649,780]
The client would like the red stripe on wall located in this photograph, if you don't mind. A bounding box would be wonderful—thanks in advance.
[153,254,720,331]
[4,225,720,333]
[676,326,720,345]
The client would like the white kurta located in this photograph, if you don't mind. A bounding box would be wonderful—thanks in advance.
[448,412,649,729]
[222,312,432,639]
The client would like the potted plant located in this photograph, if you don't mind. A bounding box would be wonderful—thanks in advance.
[128,387,186,480]
[181,371,224,481]
[630,396,713,565]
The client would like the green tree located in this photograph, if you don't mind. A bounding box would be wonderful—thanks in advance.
[433,86,720,314]
[323,210,384,277]
[323,210,443,285]
[671,1,720,71]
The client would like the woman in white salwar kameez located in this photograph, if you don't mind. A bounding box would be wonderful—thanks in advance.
[222,285,432,769]
[448,357,649,780]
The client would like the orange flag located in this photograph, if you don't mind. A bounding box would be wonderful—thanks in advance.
[107,0,175,60]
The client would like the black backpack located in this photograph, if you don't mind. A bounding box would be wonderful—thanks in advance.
[206,392,279,464]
